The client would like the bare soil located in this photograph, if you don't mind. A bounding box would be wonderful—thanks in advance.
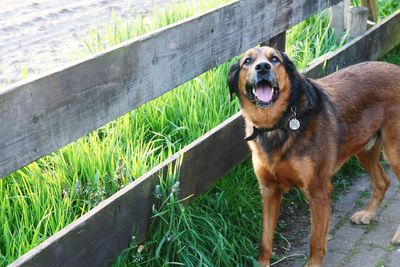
[0,0,172,86]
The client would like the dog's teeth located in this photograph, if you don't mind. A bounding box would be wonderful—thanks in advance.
[252,88,256,95]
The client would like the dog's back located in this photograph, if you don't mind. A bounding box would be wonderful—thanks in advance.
[318,61,400,106]
[313,62,400,164]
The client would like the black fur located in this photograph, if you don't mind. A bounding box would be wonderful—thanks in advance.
[227,60,240,101]
[258,52,321,155]
[258,128,289,154]
[226,50,327,155]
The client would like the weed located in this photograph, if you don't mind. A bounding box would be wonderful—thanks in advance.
[0,1,399,266]
[365,221,378,233]
[343,246,361,263]
[375,258,386,267]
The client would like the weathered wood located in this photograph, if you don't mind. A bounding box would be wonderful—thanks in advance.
[9,113,248,267]
[0,0,341,179]
[266,32,287,52]
[305,9,400,78]
[344,0,351,29]
[10,10,400,267]
[331,1,346,33]
[260,31,286,51]
[330,0,350,37]
[347,6,369,37]
[361,0,378,22]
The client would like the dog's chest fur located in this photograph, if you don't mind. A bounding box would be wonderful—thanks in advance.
[249,137,314,188]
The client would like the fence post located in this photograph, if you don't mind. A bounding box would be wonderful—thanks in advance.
[331,1,345,33]
[330,0,350,37]
[260,31,286,51]
[347,6,369,37]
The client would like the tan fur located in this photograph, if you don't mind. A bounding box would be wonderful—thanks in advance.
[239,47,292,129]
[229,46,400,266]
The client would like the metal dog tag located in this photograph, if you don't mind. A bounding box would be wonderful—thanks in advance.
[289,118,300,130]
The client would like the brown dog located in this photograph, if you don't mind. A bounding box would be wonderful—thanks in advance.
[227,46,400,266]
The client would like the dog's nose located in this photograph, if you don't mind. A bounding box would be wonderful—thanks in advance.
[255,62,271,73]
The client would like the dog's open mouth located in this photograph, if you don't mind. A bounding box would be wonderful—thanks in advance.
[247,80,279,108]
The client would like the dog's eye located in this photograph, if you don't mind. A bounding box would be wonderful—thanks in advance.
[244,57,253,65]
[271,56,279,64]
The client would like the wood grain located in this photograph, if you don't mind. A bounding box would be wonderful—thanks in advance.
[9,113,248,267]
[348,6,369,37]
[11,11,400,266]
[21,1,400,267]
[261,31,287,52]
[0,0,341,178]
[304,9,400,78]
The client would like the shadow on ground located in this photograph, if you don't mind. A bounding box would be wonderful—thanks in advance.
[276,170,400,267]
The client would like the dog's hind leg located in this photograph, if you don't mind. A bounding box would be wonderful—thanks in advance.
[381,125,400,244]
[351,138,390,224]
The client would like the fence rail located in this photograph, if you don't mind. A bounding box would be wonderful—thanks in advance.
[0,0,341,178]
[4,0,400,266]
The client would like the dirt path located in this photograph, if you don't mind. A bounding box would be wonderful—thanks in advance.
[277,170,400,267]
[0,0,174,86]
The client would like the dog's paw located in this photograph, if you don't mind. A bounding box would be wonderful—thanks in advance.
[257,255,270,267]
[391,225,400,245]
[350,210,376,224]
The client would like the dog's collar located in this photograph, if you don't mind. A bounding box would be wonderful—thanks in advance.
[244,106,300,142]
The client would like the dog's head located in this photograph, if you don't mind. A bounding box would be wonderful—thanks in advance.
[228,46,300,127]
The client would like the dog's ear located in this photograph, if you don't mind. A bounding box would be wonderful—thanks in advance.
[280,51,318,110]
[280,51,302,85]
[227,61,240,101]
[280,51,296,72]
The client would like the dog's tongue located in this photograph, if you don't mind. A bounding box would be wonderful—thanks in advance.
[255,84,273,103]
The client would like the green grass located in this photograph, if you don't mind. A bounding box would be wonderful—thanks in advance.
[375,258,387,267]
[114,161,262,267]
[0,0,399,266]
[113,158,313,266]
[352,0,400,20]
[381,45,400,65]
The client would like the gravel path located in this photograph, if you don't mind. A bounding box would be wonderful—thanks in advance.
[277,171,400,267]
[0,0,173,86]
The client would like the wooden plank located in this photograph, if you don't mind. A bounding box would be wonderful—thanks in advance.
[261,31,287,52]
[9,113,248,267]
[305,9,400,78]
[11,12,400,267]
[0,0,341,178]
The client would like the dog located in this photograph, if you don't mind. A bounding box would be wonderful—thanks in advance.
[227,46,400,266]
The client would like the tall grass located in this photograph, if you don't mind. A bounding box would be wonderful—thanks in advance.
[352,0,400,19]
[0,0,398,266]
[82,0,233,53]
[0,1,232,266]
[114,158,315,266]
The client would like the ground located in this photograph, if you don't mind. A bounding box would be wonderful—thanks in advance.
[276,169,400,267]
[0,0,171,85]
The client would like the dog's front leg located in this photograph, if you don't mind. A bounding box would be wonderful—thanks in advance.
[304,183,332,267]
[258,182,283,267]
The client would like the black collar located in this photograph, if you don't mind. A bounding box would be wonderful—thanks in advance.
[244,106,298,142]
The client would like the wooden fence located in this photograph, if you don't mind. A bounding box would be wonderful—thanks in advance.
[3,0,399,266]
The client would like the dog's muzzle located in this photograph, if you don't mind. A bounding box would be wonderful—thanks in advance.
[246,72,279,108]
